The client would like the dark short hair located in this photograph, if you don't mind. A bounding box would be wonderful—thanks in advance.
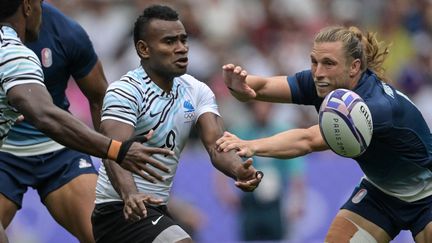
[133,5,179,45]
[0,0,21,20]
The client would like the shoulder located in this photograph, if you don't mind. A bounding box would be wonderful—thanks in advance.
[42,3,89,41]
[1,41,40,66]
[107,69,144,94]
[177,74,212,91]
[361,81,395,129]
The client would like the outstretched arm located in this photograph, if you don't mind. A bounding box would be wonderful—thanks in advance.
[196,112,263,191]
[216,124,329,159]
[7,83,171,180]
[222,64,293,103]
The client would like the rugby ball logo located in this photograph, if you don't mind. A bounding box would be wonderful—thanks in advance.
[319,89,373,158]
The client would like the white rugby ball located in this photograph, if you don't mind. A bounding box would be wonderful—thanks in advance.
[319,89,373,158]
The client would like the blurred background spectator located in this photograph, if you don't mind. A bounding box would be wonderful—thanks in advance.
[6,0,430,242]
[214,101,306,242]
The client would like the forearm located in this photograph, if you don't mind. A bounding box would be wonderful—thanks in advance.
[30,107,110,158]
[89,101,102,131]
[208,146,242,180]
[251,129,320,158]
[104,159,138,200]
[246,75,292,103]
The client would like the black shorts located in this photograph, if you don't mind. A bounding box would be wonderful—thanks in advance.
[92,201,190,243]
[342,179,432,239]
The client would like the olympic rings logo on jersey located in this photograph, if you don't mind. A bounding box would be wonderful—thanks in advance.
[184,111,195,122]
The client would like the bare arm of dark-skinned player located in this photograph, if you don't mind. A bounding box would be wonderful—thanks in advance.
[74,60,108,131]
[196,112,263,191]
[104,158,163,221]
[101,121,165,220]
[101,120,171,182]
[7,83,171,181]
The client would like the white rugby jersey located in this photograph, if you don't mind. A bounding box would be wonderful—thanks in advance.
[95,66,219,204]
[0,26,45,145]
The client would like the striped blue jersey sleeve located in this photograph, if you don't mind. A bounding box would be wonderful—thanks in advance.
[101,77,140,127]
[1,26,45,92]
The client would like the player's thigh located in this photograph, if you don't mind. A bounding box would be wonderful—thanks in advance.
[0,194,18,228]
[414,222,432,243]
[326,209,391,243]
[44,173,97,232]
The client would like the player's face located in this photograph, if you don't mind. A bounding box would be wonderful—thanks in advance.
[310,41,352,98]
[144,19,189,81]
[24,0,43,42]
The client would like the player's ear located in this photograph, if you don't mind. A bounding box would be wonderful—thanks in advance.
[349,58,361,77]
[136,40,149,59]
[21,0,32,17]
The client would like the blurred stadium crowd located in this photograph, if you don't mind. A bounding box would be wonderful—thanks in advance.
[52,0,432,129]
[7,0,432,242]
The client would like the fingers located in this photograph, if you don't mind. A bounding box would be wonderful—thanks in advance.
[255,170,264,180]
[134,162,167,183]
[145,147,175,158]
[142,153,171,173]
[126,163,158,183]
[241,158,253,169]
[144,129,154,141]
[235,170,264,192]
[123,200,145,222]
[122,194,163,222]
[222,63,235,70]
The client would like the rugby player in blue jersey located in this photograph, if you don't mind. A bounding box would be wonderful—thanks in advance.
[91,5,263,243]
[0,2,108,242]
[0,1,174,242]
[217,26,432,243]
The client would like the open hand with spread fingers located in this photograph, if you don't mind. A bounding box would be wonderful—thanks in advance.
[222,64,256,102]
[114,130,173,183]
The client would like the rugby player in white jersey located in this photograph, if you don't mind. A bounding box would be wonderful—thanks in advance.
[91,5,263,243]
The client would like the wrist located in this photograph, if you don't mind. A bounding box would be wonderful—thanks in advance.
[120,188,138,201]
[228,87,250,102]
[107,139,122,161]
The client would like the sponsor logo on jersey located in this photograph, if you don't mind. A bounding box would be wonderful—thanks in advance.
[78,158,92,169]
[152,215,164,225]
[351,188,367,204]
[149,110,163,117]
[41,48,52,68]
[381,81,394,99]
[183,100,195,122]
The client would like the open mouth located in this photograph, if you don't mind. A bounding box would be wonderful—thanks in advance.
[175,57,188,66]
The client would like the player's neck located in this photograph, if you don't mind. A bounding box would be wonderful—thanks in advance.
[143,67,175,92]
[148,74,173,92]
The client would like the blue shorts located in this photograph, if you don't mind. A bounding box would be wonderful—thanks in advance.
[342,178,432,239]
[0,148,97,208]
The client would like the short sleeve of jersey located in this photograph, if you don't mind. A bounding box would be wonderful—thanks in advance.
[1,45,45,93]
[44,3,97,80]
[193,79,220,123]
[101,80,140,127]
[287,70,322,110]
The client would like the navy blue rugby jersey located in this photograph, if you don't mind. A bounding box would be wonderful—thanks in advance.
[2,3,97,151]
[288,69,432,202]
